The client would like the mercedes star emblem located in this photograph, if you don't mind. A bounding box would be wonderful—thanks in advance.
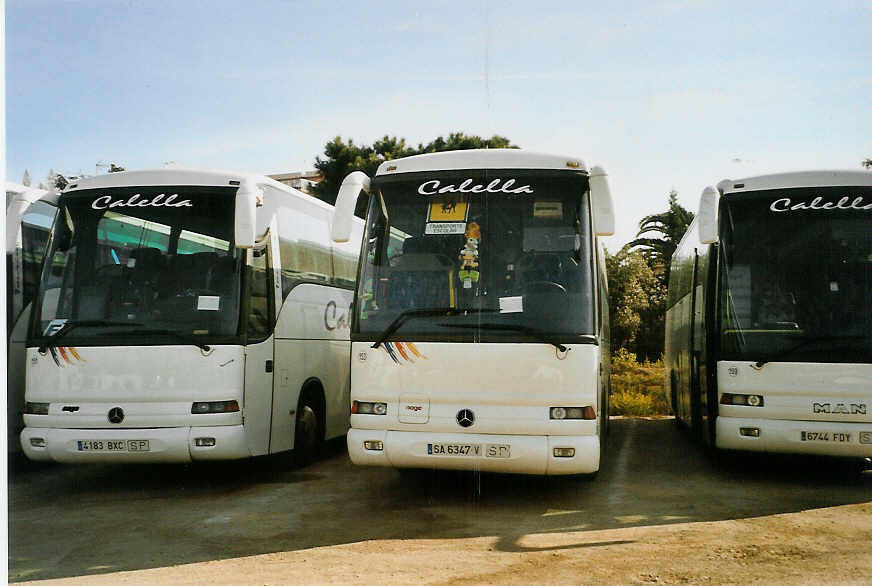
[456,409,475,428]
[108,407,125,424]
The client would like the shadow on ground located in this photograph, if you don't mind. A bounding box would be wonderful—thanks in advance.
[8,419,871,582]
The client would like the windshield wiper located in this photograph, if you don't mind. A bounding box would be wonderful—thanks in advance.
[371,308,498,349]
[38,320,143,353]
[753,335,867,368]
[114,328,212,352]
[437,322,590,353]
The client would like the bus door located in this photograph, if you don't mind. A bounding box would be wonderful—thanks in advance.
[242,238,277,457]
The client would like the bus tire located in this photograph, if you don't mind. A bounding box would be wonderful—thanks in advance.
[293,402,320,468]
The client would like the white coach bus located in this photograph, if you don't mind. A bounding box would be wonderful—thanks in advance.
[7,183,58,453]
[665,170,872,460]
[331,149,615,475]
[20,168,361,464]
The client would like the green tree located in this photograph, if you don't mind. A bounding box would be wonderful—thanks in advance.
[416,132,514,153]
[606,247,663,360]
[627,190,695,283]
[311,132,518,210]
[863,158,872,169]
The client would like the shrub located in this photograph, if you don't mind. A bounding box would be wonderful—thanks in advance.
[609,348,669,416]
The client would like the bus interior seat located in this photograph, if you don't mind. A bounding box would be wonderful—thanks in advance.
[129,247,164,287]
[127,247,165,313]
[207,254,236,295]
[172,252,219,293]
[385,237,454,309]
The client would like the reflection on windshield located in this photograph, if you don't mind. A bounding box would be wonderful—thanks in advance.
[355,172,595,341]
[33,186,242,343]
[720,187,872,363]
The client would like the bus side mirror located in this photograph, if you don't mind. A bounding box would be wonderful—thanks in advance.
[589,166,615,236]
[698,186,719,245]
[235,181,261,248]
[331,171,370,243]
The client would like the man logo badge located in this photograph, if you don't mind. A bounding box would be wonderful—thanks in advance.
[456,409,475,428]
[107,407,125,424]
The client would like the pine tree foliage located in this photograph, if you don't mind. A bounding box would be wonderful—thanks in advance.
[311,132,517,212]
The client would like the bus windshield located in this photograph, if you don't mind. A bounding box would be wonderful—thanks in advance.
[719,186,872,363]
[354,171,595,343]
[32,185,243,345]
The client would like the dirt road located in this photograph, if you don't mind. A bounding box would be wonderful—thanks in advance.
[9,418,872,584]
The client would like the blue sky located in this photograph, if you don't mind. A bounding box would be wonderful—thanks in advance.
[7,0,871,246]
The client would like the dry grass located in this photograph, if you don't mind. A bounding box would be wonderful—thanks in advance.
[610,348,669,416]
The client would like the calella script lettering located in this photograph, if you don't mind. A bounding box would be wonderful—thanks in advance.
[770,195,872,213]
[418,178,535,196]
[91,193,194,210]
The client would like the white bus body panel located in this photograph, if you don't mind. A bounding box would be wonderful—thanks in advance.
[347,342,601,475]
[715,361,872,456]
[271,284,354,452]
[20,345,248,463]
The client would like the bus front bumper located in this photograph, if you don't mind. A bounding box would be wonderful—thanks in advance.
[347,428,599,475]
[20,425,251,463]
[716,417,872,457]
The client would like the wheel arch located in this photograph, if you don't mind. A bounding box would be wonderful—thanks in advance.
[298,377,326,441]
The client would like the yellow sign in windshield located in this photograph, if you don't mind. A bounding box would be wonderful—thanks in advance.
[428,197,469,222]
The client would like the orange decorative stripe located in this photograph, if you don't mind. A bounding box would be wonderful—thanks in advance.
[406,342,426,359]
[58,346,72,364]
[395,342,411,361]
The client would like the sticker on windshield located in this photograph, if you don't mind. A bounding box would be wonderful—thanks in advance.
[499,296,524,313]
[425,222,466,235]
[769,195,872,213]
[534,201,563,219]
[90,193,193,210]
[197,296,220,311]
[44,319,68,336]
[428,195,469,222]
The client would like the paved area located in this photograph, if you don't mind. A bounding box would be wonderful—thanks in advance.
[8,418,872,583]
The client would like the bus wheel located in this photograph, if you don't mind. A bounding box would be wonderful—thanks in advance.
[293,403,319,468]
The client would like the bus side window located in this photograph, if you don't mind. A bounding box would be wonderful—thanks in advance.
[246,247,272,340]
[275,198,333,298]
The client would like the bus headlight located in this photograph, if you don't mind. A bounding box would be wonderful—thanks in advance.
[191,400,240,414]
[25,402,50,415]
[352,401,387,415]
[720,393,764,407]
[550,406,596,420]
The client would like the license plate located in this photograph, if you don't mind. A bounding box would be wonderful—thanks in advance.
[800,431,852,443]
[77,440,150,452]
[428,443,481,456]
[426,443,511,458]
